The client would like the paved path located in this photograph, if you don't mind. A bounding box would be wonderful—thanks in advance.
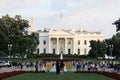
[0,66,120,74]
[0,66,35,73]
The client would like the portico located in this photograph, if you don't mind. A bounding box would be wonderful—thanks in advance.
[49,37,74,54]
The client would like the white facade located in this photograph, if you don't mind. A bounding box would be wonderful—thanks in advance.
[37,28,103,55]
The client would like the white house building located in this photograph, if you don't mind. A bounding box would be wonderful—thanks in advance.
[37,28,103,55]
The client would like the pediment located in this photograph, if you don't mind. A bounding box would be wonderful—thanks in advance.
[49,29,74,36]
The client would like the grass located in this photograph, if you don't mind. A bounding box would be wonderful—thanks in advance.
[3,72,115,80]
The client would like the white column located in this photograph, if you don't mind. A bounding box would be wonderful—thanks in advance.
[73,38,75,54]
[65,38,67,54]
[57,38,59,54]
[49,37,51,53]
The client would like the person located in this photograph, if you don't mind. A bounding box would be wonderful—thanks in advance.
[56,61,60,74]
[20,62,23,70]
[39,61,43,71]
[60,60,64,74]
[76,62,81,71]
[35,61,38,72]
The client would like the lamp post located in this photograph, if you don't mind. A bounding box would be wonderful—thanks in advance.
[109,44,113,59]
[8,44,12,61]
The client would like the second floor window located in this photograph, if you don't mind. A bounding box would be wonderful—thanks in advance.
[84,40,87,45]
[78,40,80,45]
[68,40,71,45]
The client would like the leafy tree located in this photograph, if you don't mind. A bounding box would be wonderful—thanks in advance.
[0,14,39,58]
[104,39,113,56]
[104,33,120,58]
[111,33,120,57]
[20,32,39,58]
[113,18,120,32]
[88,40,106,58]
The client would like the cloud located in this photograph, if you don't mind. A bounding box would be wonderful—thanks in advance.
[0,0,120,38]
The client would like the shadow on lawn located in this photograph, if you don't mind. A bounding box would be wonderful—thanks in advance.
[75,71,120,80]
[0,71,45,79]
[0,71,120,80]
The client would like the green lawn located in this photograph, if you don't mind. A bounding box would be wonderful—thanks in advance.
[3,72,115,80]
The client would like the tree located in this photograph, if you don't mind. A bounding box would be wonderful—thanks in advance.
[88,40,106,58]
[0,14,39,58]
[111,33,120,57]
[104,39,113,56]
[104,33,120,58]
[113,18,120,32]
[0,14,12,55]
[20,32,39,58]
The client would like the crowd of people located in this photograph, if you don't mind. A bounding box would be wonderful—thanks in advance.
[18,60,65,74]
[1,60,120,74]
[72,60,120,72]
[18,61,46,72]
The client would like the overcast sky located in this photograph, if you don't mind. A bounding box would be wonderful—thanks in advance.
[0,0,120,38]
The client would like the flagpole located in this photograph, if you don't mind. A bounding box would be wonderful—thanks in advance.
[59,13,63,28]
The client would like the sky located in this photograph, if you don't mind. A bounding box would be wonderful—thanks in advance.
[0,0,120,39]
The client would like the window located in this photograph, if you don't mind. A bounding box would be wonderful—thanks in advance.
[60,39,64,45]
[68,40,71,45]
[51,40,56,46]
[37,49,39,54]
[84,40,87,45]
[43,40,46,45]
[68,49,71,54]
[43,48,46,54]
[78,49,80,54]
[53,49,55,54]
[78,40,80,45]
[53,40,56,45]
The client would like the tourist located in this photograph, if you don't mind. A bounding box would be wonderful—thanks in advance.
[76,62,81,71]
[56,61,60,74]
[35,62,38,72]
[20,62,23,70]
[39,61,43,71]
[60,61,64,74]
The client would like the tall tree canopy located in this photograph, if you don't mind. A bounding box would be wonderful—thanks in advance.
[113,18,120,32]
[0,14,39,58]
[104,33,120,58]
[88,40,106,58]
[104,39,112,56]
[111,33,120,57]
